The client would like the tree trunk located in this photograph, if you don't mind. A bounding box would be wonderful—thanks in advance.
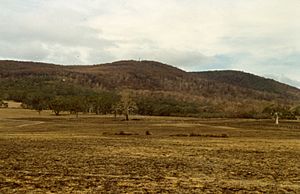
[114,110,117,120]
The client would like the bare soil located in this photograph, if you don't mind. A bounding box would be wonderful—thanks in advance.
[0,109,300,193]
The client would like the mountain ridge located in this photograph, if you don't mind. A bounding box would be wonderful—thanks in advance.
[1,59,298,89]
[1,59,300,104]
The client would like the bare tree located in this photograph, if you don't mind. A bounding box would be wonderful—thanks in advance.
[118,90,137,121]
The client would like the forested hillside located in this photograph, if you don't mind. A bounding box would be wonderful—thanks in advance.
[194,70,300,100]
[1,60,300,118]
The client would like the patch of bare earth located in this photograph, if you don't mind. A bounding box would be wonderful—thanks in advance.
[0,109,300,193]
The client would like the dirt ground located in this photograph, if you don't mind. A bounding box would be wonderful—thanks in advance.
[0,109,300,193]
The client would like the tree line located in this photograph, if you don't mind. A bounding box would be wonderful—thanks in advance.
[19,90,203,120]
[1,77,299,120]
[8,91,300,121]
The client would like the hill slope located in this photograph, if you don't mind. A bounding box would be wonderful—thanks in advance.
[194,70,300,95]
[1,60,300,108]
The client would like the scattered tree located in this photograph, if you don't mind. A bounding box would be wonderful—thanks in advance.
[66,96,86,118]
[117,90,137,121]
[49,96,67,116]
[89,92,119,115]
[24,93,50,114]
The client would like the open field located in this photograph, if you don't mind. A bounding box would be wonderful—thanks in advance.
[0,109,300,193]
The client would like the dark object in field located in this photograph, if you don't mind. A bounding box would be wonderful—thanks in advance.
[170,134,189,137]
[145,130,152,135]
[189,133,229,138]
[131,118,141,121]
[171,133,229,138]
[115,131,139,135]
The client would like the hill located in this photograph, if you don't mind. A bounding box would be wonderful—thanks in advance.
[194,70,300,97]
[1,60,300,117]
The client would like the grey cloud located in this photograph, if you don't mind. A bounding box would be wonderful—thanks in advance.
[0,0,116,64]
[0,41,48,61]
[86,50,117,65]
[194,55,234,71]
[0,2,114,47]
[163,51,215,71]
[44,46,84,65]
[220,36,279,48]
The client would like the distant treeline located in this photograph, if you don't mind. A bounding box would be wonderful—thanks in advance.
[1,76,300,119]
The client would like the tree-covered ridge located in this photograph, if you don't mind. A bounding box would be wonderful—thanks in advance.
[1,60,300,119]
[1,60,299,101]
[194,70,300,99]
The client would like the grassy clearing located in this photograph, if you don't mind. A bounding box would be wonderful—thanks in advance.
[0,109,300,193]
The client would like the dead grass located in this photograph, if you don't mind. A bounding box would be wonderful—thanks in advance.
[3,101,22,109]
[0,109,300,193]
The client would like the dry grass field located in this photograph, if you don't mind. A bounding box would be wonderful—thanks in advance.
[0,109,300,193]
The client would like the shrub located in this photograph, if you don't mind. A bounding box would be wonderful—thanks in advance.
[145,131,152,135]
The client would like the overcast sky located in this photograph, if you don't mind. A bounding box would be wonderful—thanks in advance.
[1,0,300,87]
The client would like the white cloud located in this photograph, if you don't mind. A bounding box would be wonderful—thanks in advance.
[0,0,299,86]
[0,0,116,64]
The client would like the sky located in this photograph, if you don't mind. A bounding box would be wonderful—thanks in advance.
[1,0,300,88]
